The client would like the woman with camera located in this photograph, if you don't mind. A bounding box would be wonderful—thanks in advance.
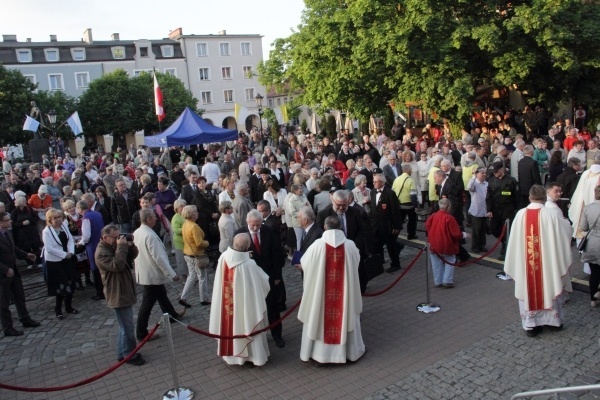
[42,208,79,319]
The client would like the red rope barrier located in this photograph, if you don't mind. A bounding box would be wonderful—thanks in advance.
[187,299,301,339]
[362,247,424,297]
[432,223,507,267]
[0,323,161,393]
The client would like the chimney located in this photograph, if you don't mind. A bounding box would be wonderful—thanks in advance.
[111,33,120,41]
[218,30,227,35]
[83,28,93,44]
[168,28,183,40]
[50,35,57,42]
[2,34,17,42]
[26,38,31,42]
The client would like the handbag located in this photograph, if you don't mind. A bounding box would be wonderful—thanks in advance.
[194,255,210,270]
[578,213,600,252]
[364,254,384,280]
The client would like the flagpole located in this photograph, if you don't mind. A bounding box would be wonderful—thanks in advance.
[154,68,163,133]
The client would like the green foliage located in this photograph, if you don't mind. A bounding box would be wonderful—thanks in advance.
[78,70,198,138]
[325,115,337,138]
[301,119,308,133]
[259,0,600,126]
[32,90,79,140]
[0,65,37,145]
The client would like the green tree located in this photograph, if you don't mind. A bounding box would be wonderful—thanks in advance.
[0,65,37,145]
[32,90,79,140]
[78,70,198,138]
[325,115,337,138]
[259,0,600,127]
[301,119,308,133]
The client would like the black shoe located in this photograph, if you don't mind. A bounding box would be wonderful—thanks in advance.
[526,326,543,337]
[178,299,192,308]
[386,265,401,273]
[4,327,24,337]
[91,295,105,301]
[471,249,480,254]
[125,354,146,366]
[407,235,419,240]
[274,337,285,348]
[21,318,41,328]
[479,247,489,252]
[442,283,455,288]
[279,303,287,312]
[545,324,563,332]
[65,308,79,315]
[498,254,506,261]
[200,301,211,306]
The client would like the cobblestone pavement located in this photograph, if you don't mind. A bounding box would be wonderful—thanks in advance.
[1,239,599,399]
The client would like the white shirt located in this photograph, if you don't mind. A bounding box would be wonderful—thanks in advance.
[201,163,220,185]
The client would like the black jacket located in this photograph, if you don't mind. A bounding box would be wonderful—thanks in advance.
[235,225,285,280]
[110,190,139,224]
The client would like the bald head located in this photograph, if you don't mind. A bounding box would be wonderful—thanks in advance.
[232,234,251,251]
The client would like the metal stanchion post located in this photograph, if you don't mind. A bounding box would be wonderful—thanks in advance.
[162,313,194,400]
[417,244,441,314]
[496,218,513,281]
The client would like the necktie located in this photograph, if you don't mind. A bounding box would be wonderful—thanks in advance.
[252,232,261,255]
[339,214,347,235]
[301,229,307,243]
[193,184,197,192]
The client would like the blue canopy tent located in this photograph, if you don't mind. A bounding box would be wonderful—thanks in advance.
[144,107,238,147]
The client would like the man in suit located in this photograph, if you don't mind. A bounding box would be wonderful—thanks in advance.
[517,145,542,208]
[370,173,402,273]
[235,210,286,348]
[434,170,463,224]
[439,159,465,227]
[0,212,40,336]
[298,206,323,253]
[257,200,280,231]
[382,154,402,187]
[110,179,139,234]
[317,190,370,291]
[249,164,263,204]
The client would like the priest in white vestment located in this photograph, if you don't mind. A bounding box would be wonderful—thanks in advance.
[505,185,572,337]
[569,154,600,237]
[209,234,271,366]
[546,182,574,295]
[298,215,365,363]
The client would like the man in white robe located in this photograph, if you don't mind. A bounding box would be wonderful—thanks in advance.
[505,185,572,337]
[545,182,573,296]
[209,234,271,366]
[569,153,600,237]
[298,215,365,363]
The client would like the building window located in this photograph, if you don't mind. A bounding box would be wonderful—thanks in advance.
[268,99,273,108]
[242,66,253,79]
[164,68,176,77]
[111,46,126,59]
[221,67,232,80]
[48,74,64,91]
[75,72,90,89]
[224,90,234,103]
[219,43,230,56]
[199,68,210,81]
[45,49,59,62]
[16,49,32,63]
[277,98,281,106]
[161,45,174,58]
[201,91,212,105]
[133,69,153,77]
[241,42,251,56]
[23,74,36,85]
[139,47,149,57]
[196,43,208,57]
[71,48,86,61]
[245,88,255,102]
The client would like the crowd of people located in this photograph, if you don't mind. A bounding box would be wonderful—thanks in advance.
[0,105,599,364]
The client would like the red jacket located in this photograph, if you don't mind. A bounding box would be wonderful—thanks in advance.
[425,210,463,255]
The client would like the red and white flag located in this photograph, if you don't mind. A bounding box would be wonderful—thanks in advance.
[154,73,165,122]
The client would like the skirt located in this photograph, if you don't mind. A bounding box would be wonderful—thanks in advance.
[46,258,80,297]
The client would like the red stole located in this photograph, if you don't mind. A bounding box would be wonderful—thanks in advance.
[218,262,235,356]
[324,244,345,344]
[524,209,544,310]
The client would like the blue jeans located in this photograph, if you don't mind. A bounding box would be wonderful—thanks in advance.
[113,306,137,360]
[430,254,455,285]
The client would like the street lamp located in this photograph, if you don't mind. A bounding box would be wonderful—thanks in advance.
[255,93,264,139]
[47,109,59,158]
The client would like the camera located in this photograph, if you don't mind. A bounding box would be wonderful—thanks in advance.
[118,234,134,241]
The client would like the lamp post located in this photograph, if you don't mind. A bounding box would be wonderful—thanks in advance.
[47,109,59,159]
[255,93,264,140]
